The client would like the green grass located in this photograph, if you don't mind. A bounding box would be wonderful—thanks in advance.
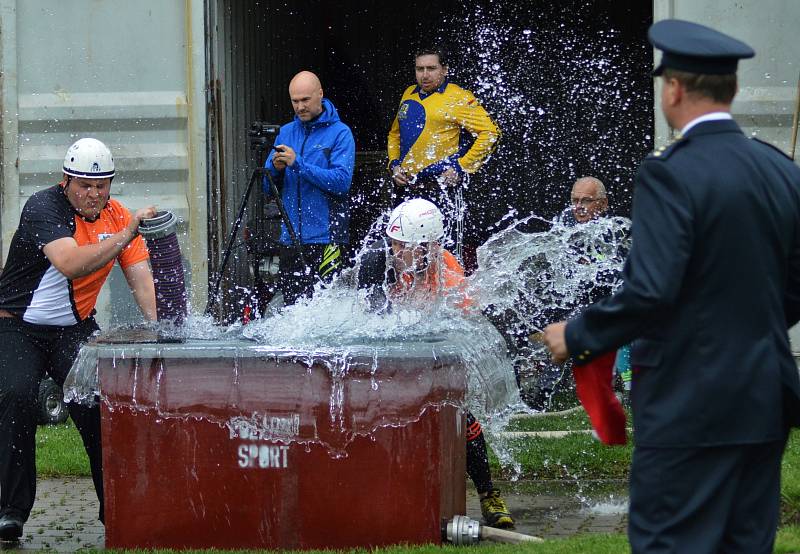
[35,419,90,477]
[500,414,800,495]
[107,538,632,554]
[777,525,800,552]
[36,416,800,552]
[783,431,800,524]
[504,409,593,432]
[495,433,633,480]
[82,525,800,553]
[491,410,633,480]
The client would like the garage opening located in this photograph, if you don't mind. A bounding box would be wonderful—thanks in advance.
[205,0,653,319]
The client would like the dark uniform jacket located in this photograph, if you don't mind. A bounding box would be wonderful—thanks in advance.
[565,119,800,448]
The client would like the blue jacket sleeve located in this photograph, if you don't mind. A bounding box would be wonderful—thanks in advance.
[288,127,355,197]
[564,159,695,361]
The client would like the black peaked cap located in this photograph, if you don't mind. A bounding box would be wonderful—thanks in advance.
[649,19,754,76]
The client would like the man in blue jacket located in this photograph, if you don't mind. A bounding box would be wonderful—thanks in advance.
[264,71,355,305]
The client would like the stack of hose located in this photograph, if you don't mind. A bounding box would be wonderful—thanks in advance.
[138,211,187,325]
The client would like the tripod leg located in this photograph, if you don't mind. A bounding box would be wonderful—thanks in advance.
[205,169,260,316]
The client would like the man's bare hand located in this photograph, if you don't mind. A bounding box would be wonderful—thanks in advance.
[543,321,570,364]
[132,206,158,226]
[272,144,296,169]
[392,166,410,186]
[440,167,461,187]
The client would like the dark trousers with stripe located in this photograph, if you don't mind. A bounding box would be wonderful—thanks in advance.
[277,244,343,306]
[466,411,493,494]
[629,437,787,554]
[0,317,104,523]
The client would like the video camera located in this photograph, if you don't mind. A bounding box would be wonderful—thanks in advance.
[248,122,281,152]
[207,120,301,321]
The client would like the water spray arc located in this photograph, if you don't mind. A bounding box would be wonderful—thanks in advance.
[138,211,187,324]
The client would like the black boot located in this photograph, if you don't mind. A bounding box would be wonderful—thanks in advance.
[0,514,23,541]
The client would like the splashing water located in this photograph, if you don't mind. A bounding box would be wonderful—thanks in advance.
[584,497,629,516]
[65,0,643,463]
[67,207,630,481]
[470,211,631,359]
[432,2,650,247]
[467,210,630,483]
[240,268,522,426]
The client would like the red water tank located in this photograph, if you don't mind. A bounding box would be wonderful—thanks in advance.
[98,342,466,549]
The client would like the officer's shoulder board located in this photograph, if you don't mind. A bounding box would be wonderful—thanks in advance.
[751,136,793,160]
[647,137,690,161]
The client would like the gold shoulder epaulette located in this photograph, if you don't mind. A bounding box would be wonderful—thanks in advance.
[648,135,686,160]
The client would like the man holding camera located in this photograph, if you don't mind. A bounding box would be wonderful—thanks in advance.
[264,70,355,306]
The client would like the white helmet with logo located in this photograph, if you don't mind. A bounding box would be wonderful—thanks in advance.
[386,198,445,243]
[63,138,115,179]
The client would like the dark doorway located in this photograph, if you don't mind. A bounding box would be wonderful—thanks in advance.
[209,0,653,316]
[318,1,654,263]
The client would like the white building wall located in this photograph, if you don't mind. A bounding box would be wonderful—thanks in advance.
[0,0,207,326]
[653,0,800,151]
[653,0,800,352]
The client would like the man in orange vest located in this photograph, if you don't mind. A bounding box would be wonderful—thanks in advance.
[357,198,513,529]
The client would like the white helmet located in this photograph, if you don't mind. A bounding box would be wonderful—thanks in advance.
[386,198,445,243]
[63,138,115,179]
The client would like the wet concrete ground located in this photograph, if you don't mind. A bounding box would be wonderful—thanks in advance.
[474,480,629,539]
[0,478,103,552]
[0,478,628,551]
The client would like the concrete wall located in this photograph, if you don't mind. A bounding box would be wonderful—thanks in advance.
[653,0,800,151]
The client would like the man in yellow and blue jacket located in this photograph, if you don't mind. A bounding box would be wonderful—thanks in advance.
[387,46,500,216]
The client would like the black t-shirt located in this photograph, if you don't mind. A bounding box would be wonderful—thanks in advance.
[0,186,77,321]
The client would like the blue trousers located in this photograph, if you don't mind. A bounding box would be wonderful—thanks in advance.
[629,437,787,554]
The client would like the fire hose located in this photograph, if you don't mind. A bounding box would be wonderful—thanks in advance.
[138,211,187,325]
[442,515,544,545]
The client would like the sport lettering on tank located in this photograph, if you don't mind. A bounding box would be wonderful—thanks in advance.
[237,444,290,469]
[227,414,300,469]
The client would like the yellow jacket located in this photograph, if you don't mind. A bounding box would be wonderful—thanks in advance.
[387,80,500,179]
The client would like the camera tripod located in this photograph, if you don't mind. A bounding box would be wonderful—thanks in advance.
[205,122,306,317]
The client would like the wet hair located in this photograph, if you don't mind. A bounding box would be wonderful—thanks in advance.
[662,68,737,104]
[414,46,449,67]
